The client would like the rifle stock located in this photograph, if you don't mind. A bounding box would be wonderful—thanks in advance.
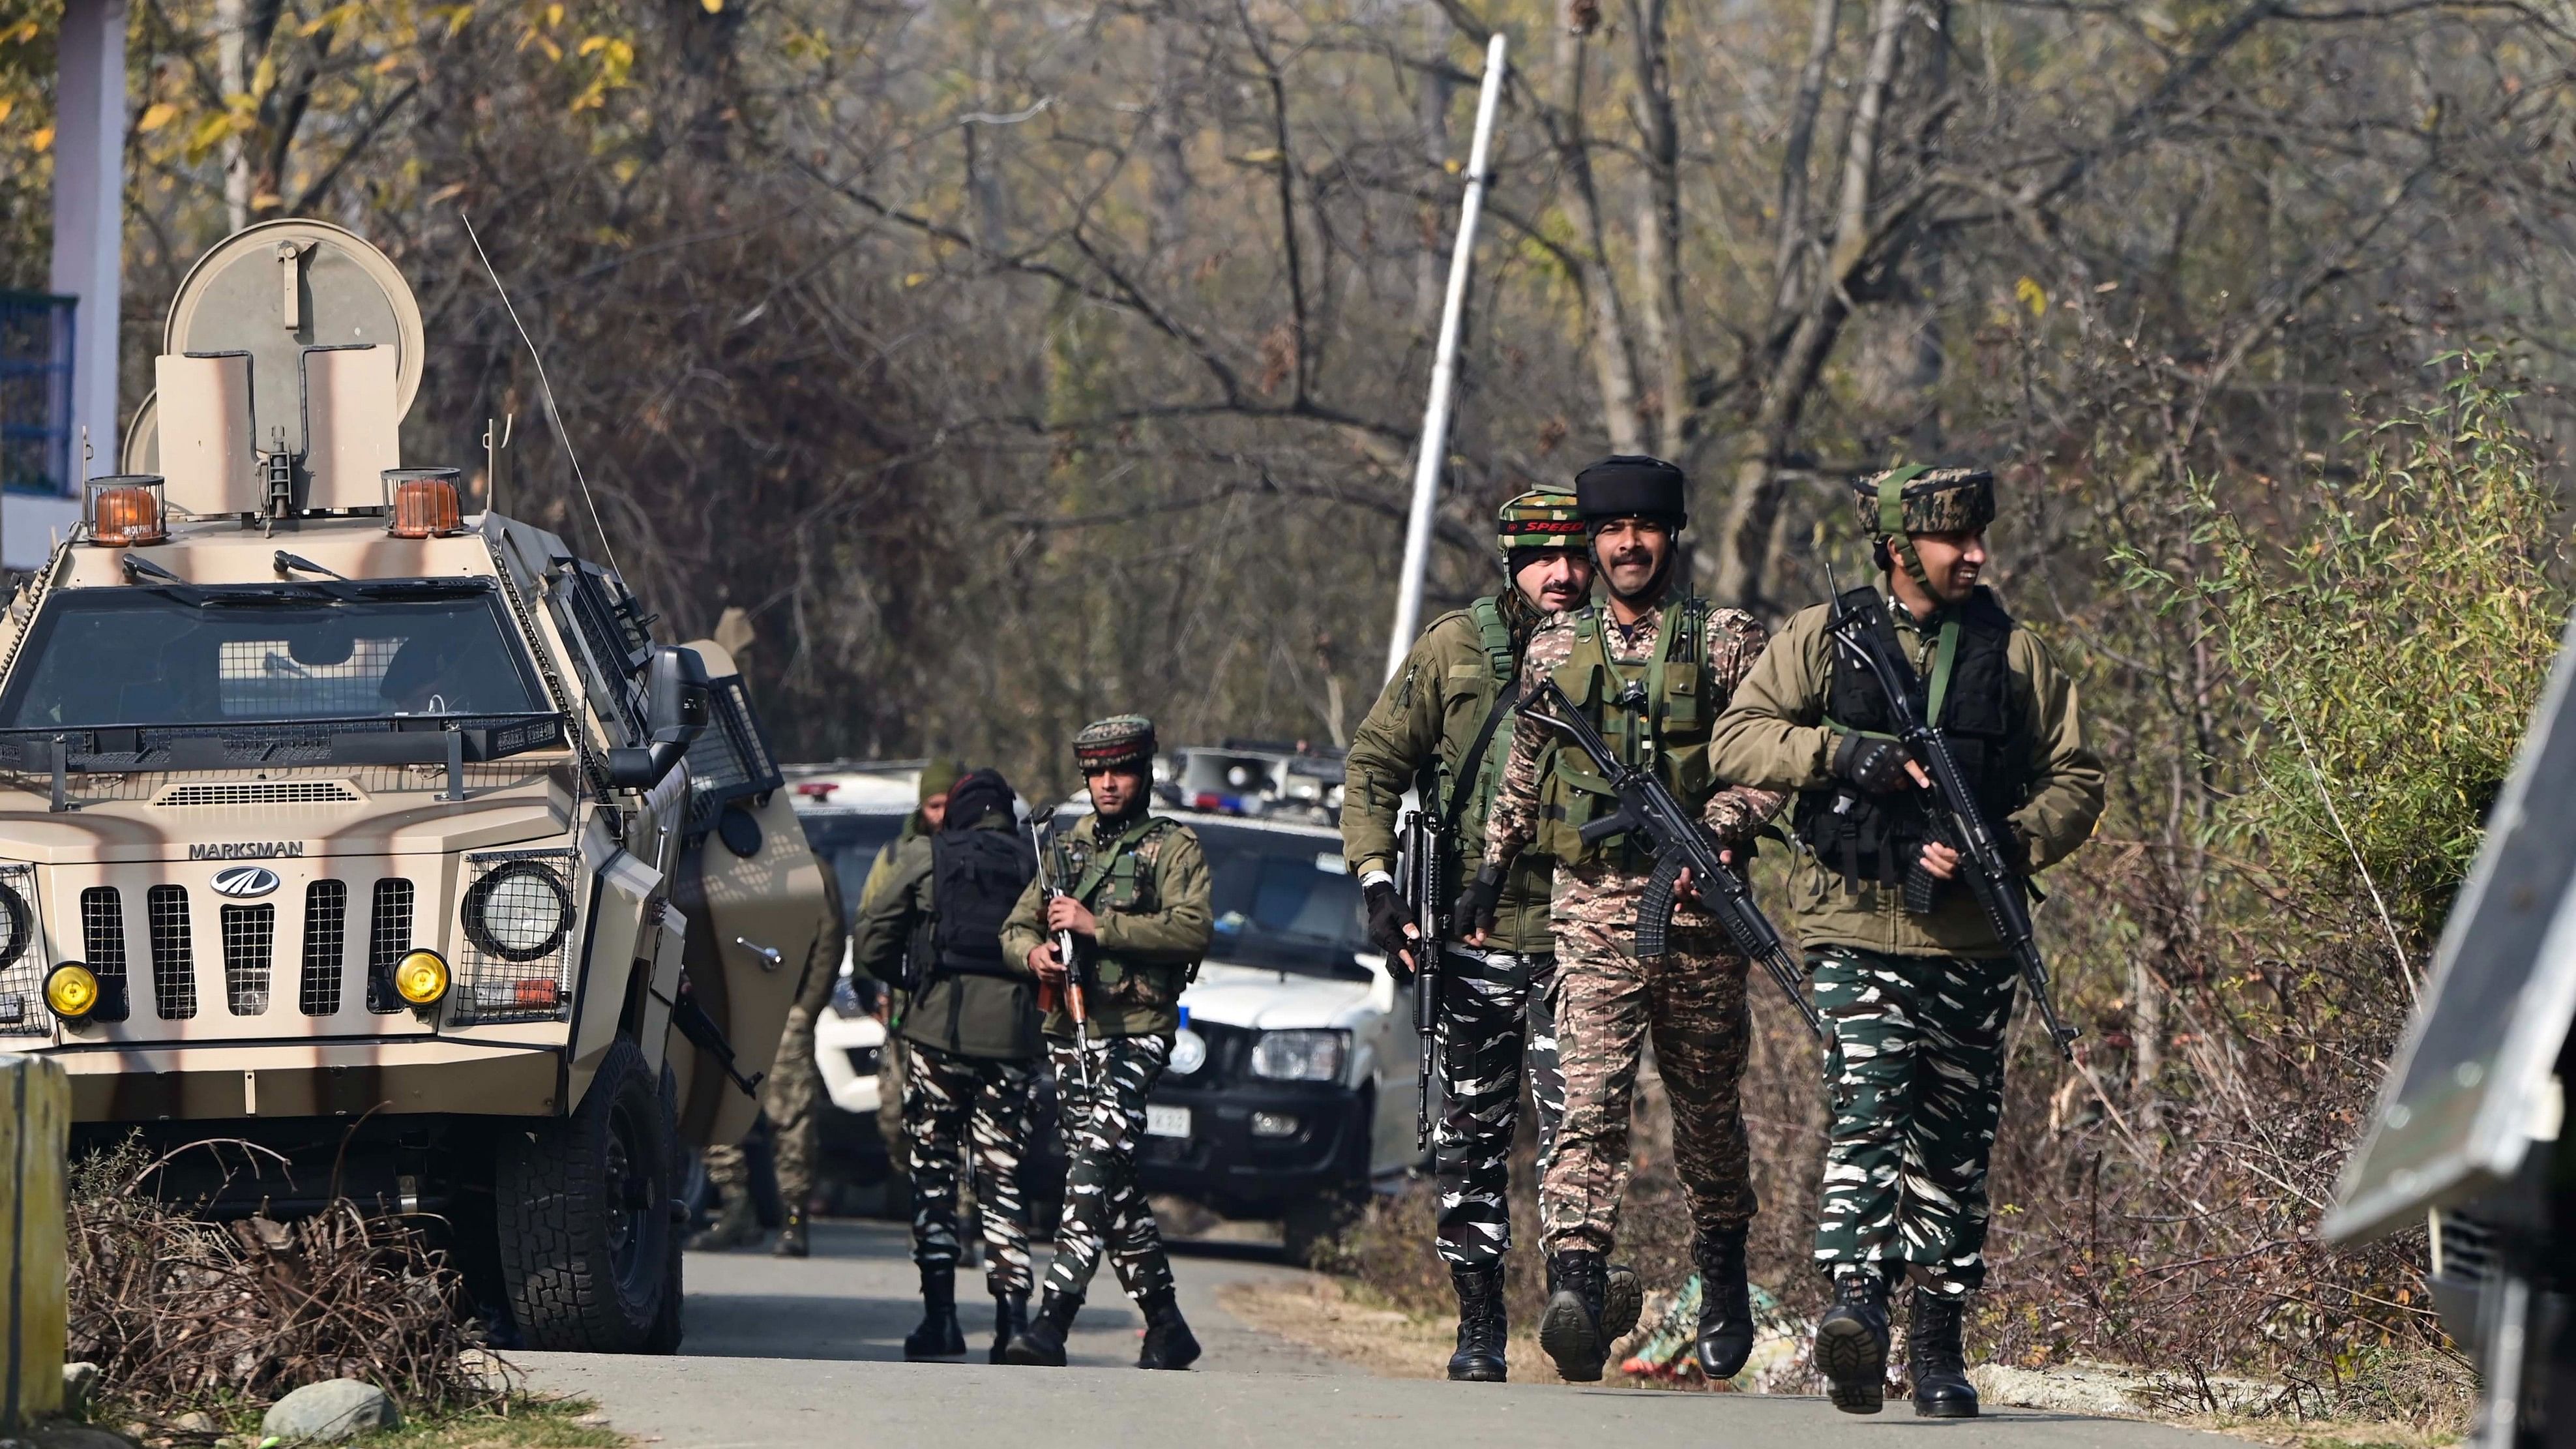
[1821,590,2081,1061]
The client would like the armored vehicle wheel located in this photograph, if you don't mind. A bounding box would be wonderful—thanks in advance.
[496,1038,680,1352]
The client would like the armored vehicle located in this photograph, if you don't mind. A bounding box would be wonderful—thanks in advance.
[0,220,829,1353]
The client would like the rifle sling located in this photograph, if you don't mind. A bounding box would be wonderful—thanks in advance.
[1439,680,1522,837]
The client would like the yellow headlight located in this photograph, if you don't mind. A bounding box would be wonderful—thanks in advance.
[44,963,99,1021]
[393,949,451,1006]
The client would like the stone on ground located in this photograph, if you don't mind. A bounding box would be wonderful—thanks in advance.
[259,1381,401,1442]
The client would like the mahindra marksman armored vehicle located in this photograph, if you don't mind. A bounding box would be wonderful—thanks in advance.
[0,220,827,1352]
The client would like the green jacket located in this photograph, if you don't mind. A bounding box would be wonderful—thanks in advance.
[1706,584,2106,957]
[855,809,929,1015]
[999,810,1214,1039]
[1341,601,1554,955]
[850,814,1044,1061]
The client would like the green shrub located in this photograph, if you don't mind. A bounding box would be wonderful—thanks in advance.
[2122,353,2569,950]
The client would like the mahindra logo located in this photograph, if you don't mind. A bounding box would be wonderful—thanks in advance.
[210,866,281,899]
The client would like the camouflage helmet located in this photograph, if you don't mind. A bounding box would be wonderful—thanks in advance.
[1854,465,1995,538]
[1071,714,1156,772]
[1496,485,1584,565]
[1856,464,1996,591]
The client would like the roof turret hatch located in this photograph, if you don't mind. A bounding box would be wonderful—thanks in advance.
[121,220,426,520]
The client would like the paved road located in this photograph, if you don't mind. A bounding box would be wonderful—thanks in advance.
[515,1219,2225,1449]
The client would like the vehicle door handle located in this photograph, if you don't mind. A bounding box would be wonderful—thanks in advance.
[735,936,785,971]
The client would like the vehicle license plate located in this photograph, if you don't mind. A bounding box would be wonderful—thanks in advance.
[1145,1104,1191,1139]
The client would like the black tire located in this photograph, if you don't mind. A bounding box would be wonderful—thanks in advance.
[495,1038,678,1352]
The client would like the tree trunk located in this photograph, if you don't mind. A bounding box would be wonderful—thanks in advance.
[1553,25,1647,455]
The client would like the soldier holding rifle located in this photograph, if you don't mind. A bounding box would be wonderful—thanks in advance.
[1468,456,1786,1384]
[1709,466,2105,1417]
[999,715,1214,1370]
[1342,487,1642,1382]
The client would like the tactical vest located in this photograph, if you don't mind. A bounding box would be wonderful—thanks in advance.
[1057,813,1192,1008]
[1793,585,2030,886]
[930,827,1038,978]
[1534,598,1718,865]
[1432,596,1522,847]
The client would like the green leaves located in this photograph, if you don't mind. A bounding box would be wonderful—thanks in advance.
[2135,353,2568,953]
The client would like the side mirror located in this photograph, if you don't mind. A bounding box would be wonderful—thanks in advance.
[606,646,712,790]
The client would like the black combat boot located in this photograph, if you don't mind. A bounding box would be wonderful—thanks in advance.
[1002,1289,1079,1367]
[1693,1227,1756,1381]
[990,1291,1029,1365]
[772,1205,809,1259]
[1814,1270,1891,1414]
[1447,1264,1508,1382]
[1134,1287,1202,1370]
[1601,1262,1644,1344]
[902,1265,968,1361]
[1908,1289,1980,1418]
[1539,1249,1609,1382]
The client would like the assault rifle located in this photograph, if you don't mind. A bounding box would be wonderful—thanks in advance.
[1518,680,1828,1046]
[1026,805,1096,1088]
[1820,581,2080,1060]
[1395,798,1451,1152]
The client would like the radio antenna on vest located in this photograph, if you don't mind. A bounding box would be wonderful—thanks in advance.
[461,212,624,578]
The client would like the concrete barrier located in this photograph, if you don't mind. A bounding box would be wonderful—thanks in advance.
[0,1053,67,1431]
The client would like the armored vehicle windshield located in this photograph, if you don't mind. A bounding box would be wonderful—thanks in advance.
[0,580,544,730]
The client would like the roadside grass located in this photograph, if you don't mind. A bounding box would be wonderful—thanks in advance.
[332,1397,628,1449]
[111,1395,627,1449]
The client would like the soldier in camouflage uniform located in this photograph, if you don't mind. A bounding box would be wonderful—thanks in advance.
[1342,487,1644,1382]
[1468,456,1786,1384]
[865,760,964,1206]
[853,768,1045,1362]
[691,872,848,1256]
[1710,466,2104,1416]
[998,717,1215,1371]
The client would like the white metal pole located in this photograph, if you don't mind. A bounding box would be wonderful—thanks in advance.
[1384,31,1507,681]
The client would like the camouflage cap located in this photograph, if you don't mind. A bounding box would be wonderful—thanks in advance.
[1854,465,1996,537]
[1071,714,1157,771]
[1496,485,1585,561]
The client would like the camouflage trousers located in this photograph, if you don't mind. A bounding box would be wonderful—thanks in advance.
[1043,1033,1176,1304]
[902,1045,1038,1296]
[878,1031,910,1191]
[705,998,827,1212]
[1541,906,1756,1257]
[1433,948,1565,1268]
[1811,947,2017,1296]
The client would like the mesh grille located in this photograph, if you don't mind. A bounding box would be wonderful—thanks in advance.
[0,868,45,1036]
[158,781,359,807]
[80,887,130,1023]
[685,676,785,835]
[220,903,274,1015]
[299,880,347,1017]
[366,878,413,1014]
[454,850,578,1024]
[147,884,197,1019]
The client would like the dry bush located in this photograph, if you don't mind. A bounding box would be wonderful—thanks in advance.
[67,1137,501,1418]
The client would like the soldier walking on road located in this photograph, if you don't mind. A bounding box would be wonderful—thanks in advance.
[999,717,1215,1371]
[1341,487,1644,1382]
[863,759,965,1204]
[1466,456,1786,1384]
[851,767,1046,1362]
[1708,466,2105,1416]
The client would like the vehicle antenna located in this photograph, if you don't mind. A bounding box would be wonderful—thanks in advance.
[460,212,623,578]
